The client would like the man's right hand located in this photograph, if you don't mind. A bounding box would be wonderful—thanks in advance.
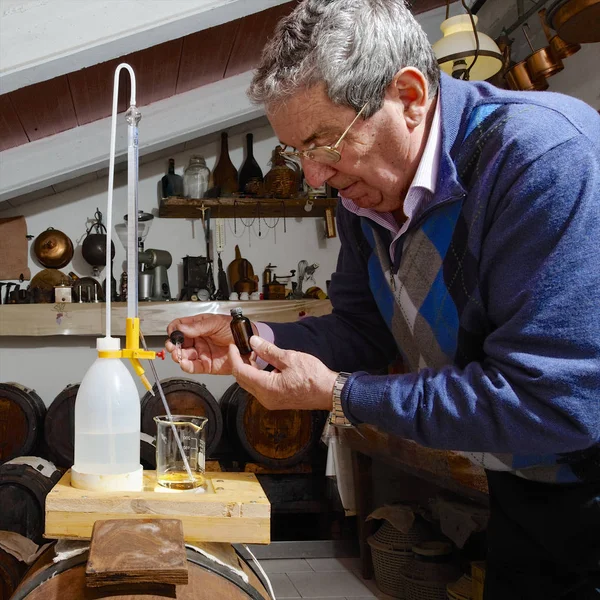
[166,314,255,375]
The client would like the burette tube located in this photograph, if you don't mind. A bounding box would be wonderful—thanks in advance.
[105,63,139,336]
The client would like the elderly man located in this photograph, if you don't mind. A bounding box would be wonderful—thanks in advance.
[167,0,600,597]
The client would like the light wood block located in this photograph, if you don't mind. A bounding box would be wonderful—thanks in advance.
[45,470,270,545]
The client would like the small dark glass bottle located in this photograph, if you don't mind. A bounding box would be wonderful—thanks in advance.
[169,330,185,346]
[230,307,253,355]
[238,133,264,195]
[161,158,184,198]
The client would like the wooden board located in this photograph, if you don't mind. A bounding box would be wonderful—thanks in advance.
[86,519,188,587]
[45,470,270,544]
[176,21,240,93]
[0,94,29,151]
[159,196,337,219]
[9,75,78,142]
[0,299,333,337]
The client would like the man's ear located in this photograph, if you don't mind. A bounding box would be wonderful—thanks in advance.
[387,68,429,130]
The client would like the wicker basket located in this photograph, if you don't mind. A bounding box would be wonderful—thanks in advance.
[372,517,434,550]
[368,536,412,598]
[405,542,459,582]
[402,573,450,600]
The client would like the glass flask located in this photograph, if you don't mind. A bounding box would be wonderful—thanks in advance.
[183,155,210,199]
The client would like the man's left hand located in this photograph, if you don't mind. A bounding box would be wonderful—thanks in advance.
[228,336,337,411]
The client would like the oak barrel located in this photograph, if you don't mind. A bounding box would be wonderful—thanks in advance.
[0,383,46,464]
[0,546,26,600]
[221,384,327,468]
[43,384,78,468]
[141,378,223,457]
[139,432,157,469]
[0,457,61,544]
[11,543,271,599]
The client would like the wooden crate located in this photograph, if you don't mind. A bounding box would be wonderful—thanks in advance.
[45,470,270,545]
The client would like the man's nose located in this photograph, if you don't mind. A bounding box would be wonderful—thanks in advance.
[302,160,336,189]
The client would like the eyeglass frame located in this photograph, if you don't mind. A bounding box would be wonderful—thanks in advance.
[279,100,371,165]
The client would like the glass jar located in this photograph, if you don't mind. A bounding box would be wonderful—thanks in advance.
[183,155,210,199]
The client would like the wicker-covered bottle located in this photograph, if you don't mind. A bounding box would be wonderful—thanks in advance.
[264,145,299,199]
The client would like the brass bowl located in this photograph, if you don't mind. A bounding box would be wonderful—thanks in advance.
[33,228,74,269]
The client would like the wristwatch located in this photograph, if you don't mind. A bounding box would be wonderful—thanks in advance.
[329,372,353,427]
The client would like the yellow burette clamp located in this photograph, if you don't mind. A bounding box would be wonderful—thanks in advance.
[98,318,164,392]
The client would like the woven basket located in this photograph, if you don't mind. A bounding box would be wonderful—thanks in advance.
[372,518,433,550]
[403,542,458,582]
[402,573,450,600]
[368,536,412,598]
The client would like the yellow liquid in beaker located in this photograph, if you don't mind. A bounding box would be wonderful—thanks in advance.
[158,471,205,490]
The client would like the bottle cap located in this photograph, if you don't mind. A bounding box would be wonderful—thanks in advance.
[96,336,120,351]
[230,307,243,317]
[169,330,185,346]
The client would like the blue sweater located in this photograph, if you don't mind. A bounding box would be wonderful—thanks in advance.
[267,74,600,483]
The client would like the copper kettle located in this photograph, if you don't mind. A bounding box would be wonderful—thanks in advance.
[33,227,74,269]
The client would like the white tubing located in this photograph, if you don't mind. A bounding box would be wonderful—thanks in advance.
[105,63,137,338]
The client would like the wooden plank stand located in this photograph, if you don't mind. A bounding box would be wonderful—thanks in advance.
[45,470,270,545]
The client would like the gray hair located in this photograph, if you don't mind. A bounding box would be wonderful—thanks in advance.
[248,0,440,116]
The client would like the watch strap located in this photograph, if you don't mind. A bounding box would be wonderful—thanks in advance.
[329,372,352,427]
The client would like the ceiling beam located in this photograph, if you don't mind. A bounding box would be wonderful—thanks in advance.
[0,0,290,94]
[0,71,262,202]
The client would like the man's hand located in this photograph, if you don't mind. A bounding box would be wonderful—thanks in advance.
[228,336,337,411]
[166,314,256,375]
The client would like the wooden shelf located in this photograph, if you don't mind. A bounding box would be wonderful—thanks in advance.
[159,196,337,219]
[0,299,332,337]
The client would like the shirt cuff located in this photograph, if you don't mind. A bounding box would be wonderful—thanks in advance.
[254,322,274,370]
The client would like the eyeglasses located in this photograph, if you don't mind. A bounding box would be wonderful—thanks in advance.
[279,101,370,165]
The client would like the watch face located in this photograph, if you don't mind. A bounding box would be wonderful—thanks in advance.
[196,289,210,302]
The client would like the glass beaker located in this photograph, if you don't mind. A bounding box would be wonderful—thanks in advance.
[154,415,208,490]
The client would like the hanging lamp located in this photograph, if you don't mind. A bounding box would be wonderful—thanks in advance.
[432,0,503,81]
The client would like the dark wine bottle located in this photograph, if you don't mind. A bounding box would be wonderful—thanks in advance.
[212,132,239,196]
[161,158,184,198]
[238,133,264,195]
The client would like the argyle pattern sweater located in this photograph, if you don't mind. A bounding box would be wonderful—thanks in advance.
[267,74,600,483]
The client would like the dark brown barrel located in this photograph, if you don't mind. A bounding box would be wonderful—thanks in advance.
[141,378,223,458]
[0,457,61,544]
[0,383,46,464]
[221,383,327,468]
[11,543,270,599]
[43,384,78,468]
[139,432,157,469]
[0,546,26,600]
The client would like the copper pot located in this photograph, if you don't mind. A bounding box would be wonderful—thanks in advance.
[539,8,581,60]
[523,25,564,81]
[505,61,549,91]
[33,227,74,269]
[547,0,600,44]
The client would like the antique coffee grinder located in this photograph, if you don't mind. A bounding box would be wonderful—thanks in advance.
[115,211,173,301]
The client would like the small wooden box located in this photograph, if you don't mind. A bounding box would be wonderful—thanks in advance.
[45,470,270,545]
